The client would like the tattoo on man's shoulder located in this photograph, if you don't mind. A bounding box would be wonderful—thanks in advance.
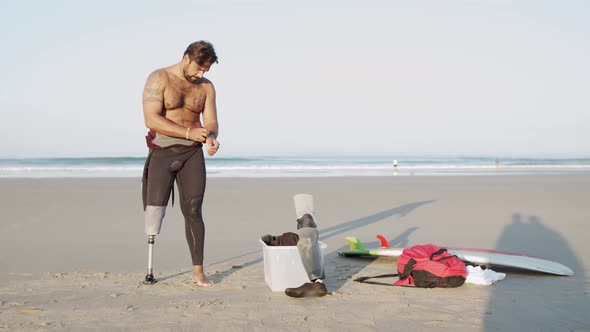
[144,95,163,102]
[144,71,165,102]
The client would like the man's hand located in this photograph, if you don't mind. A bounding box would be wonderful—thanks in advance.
[189,128,210,143]
[206,136,220,156]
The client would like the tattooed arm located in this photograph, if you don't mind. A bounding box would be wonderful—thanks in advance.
[142,70,209,142]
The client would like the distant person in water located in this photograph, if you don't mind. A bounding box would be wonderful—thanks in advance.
[141,41,220,286]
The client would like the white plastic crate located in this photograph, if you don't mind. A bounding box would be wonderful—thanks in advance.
[259,239,327,292]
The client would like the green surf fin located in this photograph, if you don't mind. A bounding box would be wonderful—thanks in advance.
[345,237,366,251]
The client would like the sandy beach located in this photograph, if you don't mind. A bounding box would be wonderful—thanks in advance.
[0,174,589,331]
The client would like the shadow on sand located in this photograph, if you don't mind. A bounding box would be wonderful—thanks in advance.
[484,213,588,330]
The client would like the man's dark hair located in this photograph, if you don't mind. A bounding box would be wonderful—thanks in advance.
[184,41,218,65]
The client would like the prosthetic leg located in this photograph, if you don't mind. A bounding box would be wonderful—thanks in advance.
[285,194,327,297]
[293,194,325,281]
[143,206,166,285]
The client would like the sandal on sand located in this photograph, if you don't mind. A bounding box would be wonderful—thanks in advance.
[285,282,327,298]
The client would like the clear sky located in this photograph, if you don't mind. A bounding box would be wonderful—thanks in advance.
[1,0,588,158]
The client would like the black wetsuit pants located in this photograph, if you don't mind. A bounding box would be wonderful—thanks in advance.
[142,145,207,266]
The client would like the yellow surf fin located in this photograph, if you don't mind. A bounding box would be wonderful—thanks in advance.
[345,237,366,251]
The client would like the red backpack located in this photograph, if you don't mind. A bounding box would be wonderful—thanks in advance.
[355,244,467,288]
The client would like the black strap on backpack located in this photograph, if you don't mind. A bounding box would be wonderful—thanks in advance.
[354,273,399,286]
[398,258,417,281]
[354,257,418,285]
[430,248,447,260]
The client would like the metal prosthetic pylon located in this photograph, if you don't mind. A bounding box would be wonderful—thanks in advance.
[143,235,157,284]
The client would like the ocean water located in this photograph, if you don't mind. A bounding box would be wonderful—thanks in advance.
[1,155,589,178]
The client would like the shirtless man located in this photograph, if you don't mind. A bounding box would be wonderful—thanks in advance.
[141,41,219,286]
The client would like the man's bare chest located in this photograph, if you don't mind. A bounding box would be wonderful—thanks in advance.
[163,79,206,112]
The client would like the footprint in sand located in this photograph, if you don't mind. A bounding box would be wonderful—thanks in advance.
[196,299,223,308]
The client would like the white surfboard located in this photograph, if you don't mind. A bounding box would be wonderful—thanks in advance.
[337,235,574,276]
